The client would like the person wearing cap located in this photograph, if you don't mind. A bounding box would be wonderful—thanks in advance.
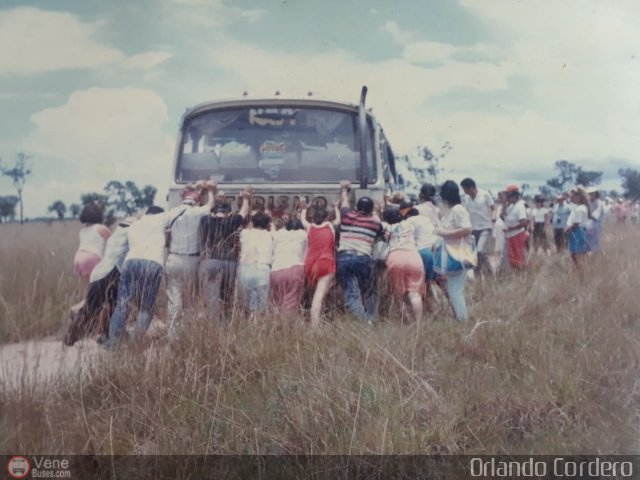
[336,180,385,324]
[585,187,604,253]
[551,194,571,252]
[501,184,529,270]
[64,215,139,346]
[165,181,216,333]
[198,186,252,319]
[460,178,495,275]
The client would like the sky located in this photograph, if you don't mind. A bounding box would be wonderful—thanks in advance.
[1,0,639,217]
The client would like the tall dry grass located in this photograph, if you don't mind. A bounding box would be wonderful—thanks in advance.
[0,221,639,454]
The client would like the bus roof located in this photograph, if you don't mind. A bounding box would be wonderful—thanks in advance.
[181,96,366,124]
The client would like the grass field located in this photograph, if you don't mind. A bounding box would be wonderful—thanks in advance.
[0,220,639,454]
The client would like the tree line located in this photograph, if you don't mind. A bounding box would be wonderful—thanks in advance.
[2,151,640,224]
[0,153,157,223]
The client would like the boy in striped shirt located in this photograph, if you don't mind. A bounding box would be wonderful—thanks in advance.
[336,180,384,324]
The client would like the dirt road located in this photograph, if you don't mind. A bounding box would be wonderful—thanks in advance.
[0,337,102,390]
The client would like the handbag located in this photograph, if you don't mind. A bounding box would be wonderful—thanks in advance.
[433,236,477,275]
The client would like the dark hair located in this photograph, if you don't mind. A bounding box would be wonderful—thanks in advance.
[356,196,374,215]
[460,178,476,190]
[252,211,271,230]
[419,184,436,203]
[145,206,165,215]
[213,203,231,214]
[440,180,462,206]
[534,195,544,203]
[79,203,104,224]
[286,219,304,231]
[383,206,403,225]
[313,208,329,225]
[406,207,419,218]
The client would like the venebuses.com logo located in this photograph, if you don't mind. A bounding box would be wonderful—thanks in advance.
[7,456,31,479]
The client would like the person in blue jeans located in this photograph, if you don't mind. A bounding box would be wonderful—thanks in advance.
[105,205,187,347]
[335,180,384,324]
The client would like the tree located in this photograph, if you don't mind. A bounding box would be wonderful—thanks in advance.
[0,153,32,224]
[69,203,81,218]
[546,160,603,193]
[575,168,603,187]
[104,180,157,216]
[79,181,157,225]
[47,200,67,220]
[618,168,640,200]
[538,185,553,198]
[0,195,19,222]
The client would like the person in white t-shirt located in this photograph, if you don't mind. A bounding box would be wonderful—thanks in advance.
[435,181,475,322]
[565,187,591,268]
[492,191,508,273]
[460,178,495,275]
[64,216,138,346]
[105,205,188,348]
[269,218,307,315]
[585,187,604,253]
[501,184,529,270]
[237,211,275,315]
[531,195,551,254]
[382,206,425,323]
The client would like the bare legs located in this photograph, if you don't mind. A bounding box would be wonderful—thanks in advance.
[310,273,334,327]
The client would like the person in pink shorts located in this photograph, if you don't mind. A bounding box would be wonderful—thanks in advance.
[73,203,111,281]
[269,218,307,315]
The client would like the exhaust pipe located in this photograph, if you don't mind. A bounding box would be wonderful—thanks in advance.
[358,85,368,189]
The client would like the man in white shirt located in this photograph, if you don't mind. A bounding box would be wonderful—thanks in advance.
[501,184,529,269]
[461,178,495,275]
[105,205,189,348]
[585,187,605,253]
[165,181,215,332]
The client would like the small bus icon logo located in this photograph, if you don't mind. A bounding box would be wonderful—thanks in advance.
[7,456,31,479]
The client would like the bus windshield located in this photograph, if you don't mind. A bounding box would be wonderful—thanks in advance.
[176,106,375,184]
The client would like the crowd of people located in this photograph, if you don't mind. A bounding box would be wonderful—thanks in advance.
[64,177,621,348]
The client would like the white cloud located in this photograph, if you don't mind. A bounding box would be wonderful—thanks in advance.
[24,87,174,199]
[382,20,417,45]
[202,39,514,151]
[166,0,265,27]
[0,7,124,75]
[123,51,174,70]
[0,7,172,75]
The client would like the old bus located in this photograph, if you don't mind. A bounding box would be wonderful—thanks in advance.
[169,87,399,216]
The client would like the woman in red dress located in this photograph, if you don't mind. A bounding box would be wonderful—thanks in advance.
[300,199,341,326]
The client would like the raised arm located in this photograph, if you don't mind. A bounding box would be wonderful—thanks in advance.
[339,180,351,210]
[332,199,342,227]
[203,181,216,211]
[238,185,253,219]
[298,198,311,230]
